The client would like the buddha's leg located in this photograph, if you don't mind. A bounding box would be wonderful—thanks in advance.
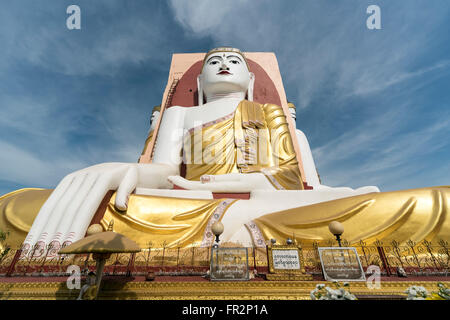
[101,193,235,248]
[243,187,450,246]
[220,188,380,246]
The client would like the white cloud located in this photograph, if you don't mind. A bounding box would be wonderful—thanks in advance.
[169,0,250,35]
[0,1,172,76]
[313,107,450,190]
[347,60,450,97]
[0,95,145,191]
[168,1,449,108]
[0,139,84,188]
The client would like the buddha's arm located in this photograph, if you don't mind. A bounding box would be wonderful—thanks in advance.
[116,107,187,205]
[152,106,185,169]
[23,108,186,249]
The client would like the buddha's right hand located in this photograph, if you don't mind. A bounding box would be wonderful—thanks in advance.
[24,162,177,249]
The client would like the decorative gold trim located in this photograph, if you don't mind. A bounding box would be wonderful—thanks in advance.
[265,274,312,281]
[1,280,448,300]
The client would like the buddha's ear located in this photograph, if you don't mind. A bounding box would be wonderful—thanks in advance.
[197,74,204,106]
[248,72,255,102]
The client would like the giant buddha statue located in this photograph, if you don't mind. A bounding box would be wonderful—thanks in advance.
[1,47,449,256]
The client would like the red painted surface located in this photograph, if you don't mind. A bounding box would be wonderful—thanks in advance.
[303,182,313,190]
[84,190,114,236]
[212,193,250,200]
[5,249,22,277]
[173,184,250,200]
[170,59,282,108]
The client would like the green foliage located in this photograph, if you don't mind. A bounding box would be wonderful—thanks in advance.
[407,283,450,300]
[0,229,11,263]
[426,283,450,300]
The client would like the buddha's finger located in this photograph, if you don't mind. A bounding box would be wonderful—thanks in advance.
[64,167,129,243]
[115,166,138,211]
[54,172,100,244]
[169,176,248,191]
[23,173,75,246]
[201,174,241,183]
[167,175,203,190]
[35,172,89,245]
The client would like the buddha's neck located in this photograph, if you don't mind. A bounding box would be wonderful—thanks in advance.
[205,92,246,103]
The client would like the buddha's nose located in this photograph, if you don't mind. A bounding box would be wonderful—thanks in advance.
[219,61,230,71]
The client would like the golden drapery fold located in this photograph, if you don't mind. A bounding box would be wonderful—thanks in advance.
[101,194,237,248]
[140,130,154,157]
[248,187,450,246]
[184,113,239,181]
[0,188,52,248]
[183,100,304,190]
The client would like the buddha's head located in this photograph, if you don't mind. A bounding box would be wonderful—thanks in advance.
[198,47,255,105]
[288,102,296,121]
[149,105,161,131]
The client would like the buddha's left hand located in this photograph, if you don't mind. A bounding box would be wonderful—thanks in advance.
[167,173,275,192]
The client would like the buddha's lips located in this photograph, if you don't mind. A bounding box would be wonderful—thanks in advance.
[217,71,232,75]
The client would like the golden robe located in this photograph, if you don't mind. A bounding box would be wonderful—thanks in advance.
[1,101,449,249]
[182,100,304,189]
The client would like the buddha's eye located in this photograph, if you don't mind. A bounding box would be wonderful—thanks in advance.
[230,60,240,64]
[209,61,219,65]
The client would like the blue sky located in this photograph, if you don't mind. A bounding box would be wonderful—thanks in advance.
[0,0,449,195]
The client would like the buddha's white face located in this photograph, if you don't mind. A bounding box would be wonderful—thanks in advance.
[201,52,251,96]
[289,107,296,121]
[149,110,160,131]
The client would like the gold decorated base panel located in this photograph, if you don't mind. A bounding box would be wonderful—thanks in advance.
[265,273,313,281]
[1,280,449,300]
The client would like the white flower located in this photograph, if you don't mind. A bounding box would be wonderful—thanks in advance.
[343,292,357,300]
[407,288,417,296]
[405,285,429,300]
[311,283,357,300]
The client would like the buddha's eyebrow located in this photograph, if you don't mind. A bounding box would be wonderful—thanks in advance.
[206,55,223,63]
[226,55,243,62]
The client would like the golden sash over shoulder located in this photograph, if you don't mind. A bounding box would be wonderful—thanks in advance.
[184,100,304,190]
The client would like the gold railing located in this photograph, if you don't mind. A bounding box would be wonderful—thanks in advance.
[0,239,448,277]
